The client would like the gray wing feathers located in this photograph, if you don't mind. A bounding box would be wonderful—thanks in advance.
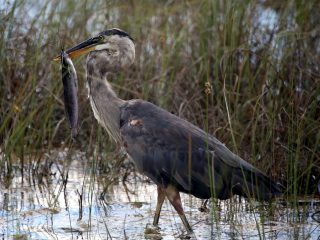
[120,100,280,200]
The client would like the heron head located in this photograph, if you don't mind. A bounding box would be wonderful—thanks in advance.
[54,28,135,72]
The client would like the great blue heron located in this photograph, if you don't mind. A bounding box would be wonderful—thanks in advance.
[55,28,281,234]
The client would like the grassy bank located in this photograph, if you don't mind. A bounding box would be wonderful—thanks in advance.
[0,0,319,196]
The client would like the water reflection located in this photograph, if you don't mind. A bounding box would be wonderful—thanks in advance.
[0,151,319,239]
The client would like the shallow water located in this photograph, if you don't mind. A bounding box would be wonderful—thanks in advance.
[0,151,319,240]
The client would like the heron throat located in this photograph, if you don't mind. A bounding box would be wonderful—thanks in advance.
[86,62,124,143]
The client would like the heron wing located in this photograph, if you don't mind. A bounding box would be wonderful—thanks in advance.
[120,100,280,200]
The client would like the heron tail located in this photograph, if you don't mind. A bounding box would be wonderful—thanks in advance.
[232,168,282,201]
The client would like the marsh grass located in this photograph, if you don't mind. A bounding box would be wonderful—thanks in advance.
[0,0,320,238]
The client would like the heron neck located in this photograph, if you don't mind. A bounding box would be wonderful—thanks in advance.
[87,67,124,143]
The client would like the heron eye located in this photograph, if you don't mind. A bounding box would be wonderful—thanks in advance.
[105,49,112,55]
[105,49,117,55]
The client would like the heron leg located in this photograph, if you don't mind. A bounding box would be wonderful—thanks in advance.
[199,199,210,213]
[153,185,166,226]
[165,185,193,233]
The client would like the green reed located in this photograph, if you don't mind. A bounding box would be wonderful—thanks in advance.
[0,1,319,238]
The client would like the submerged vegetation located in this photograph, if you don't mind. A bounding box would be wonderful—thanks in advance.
[0,0,320,238]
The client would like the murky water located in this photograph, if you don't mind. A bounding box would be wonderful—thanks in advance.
[0,151,319,240]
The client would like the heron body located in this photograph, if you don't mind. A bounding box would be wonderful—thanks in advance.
[119,99,280,200]
[58,28,281,234]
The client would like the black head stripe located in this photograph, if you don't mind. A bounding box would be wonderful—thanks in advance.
[99,28,134,41]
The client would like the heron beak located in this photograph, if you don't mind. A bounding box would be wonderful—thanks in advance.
[53,36,102,61]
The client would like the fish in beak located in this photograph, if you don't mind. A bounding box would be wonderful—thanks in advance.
[60,50,79,139]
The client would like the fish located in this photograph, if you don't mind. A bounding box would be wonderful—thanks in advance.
[61,50,79,139]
